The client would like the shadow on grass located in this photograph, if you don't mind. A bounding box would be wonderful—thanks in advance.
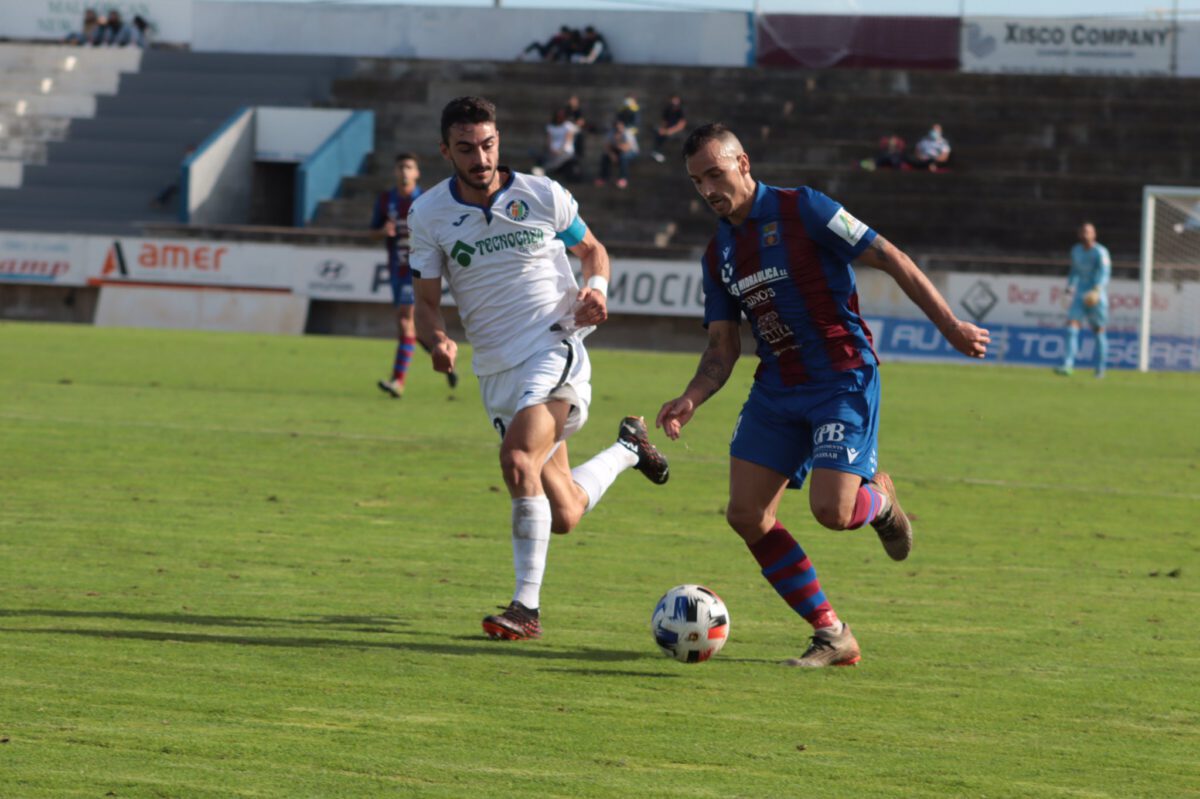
[539,667,682,678]
[0,608,407,632]
[0,625,651,662]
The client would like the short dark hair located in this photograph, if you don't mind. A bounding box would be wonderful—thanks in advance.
[440,96,497,144]
[395,152,418,166]
[682,122,737,161]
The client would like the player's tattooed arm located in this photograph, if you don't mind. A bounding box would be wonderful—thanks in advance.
[856,234,990,360]
[692,324,740,400]
[656,321,740,439]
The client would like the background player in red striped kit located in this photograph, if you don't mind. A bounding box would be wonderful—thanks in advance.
[657,124,990,667]
[372,152,458,397]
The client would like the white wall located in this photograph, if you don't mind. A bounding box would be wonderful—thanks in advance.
[0,0,194,45]
[184,107,254,225]
[94,284,309,334]
[191,1,752,67]
[1179,21,1200,78]
[255,107,351,163]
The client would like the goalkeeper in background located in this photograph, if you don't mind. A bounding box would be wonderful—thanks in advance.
[1056,222,1111,378]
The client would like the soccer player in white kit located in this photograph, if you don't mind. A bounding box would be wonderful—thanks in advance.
[410,97,670,641]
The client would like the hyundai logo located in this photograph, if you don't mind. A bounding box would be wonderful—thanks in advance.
[317,260,345,280]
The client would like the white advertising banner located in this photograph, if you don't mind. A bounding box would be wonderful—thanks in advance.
[0,231,91,287]
[962,16,1175,75]
[946,272,1198,334]
[85,236,297,291]
[296,252,712,317]
[0,0,194,44]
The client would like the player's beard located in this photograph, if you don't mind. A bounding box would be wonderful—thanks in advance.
[455,162,495,192]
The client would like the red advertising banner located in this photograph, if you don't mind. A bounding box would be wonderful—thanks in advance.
[757,15,960,70]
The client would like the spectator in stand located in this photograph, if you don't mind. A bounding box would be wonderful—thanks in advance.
[595,119,638,190]
[65,9,100,45]
[534,108,580,181]
[649,95,687,163]
[129,15,150,48]
[860,134,907,171]
[571,26,612,64]
[521,26,575,62]
[96,10,126,46]
[909,124,951,172]
[563,95,591,168]
[615,95,640,136]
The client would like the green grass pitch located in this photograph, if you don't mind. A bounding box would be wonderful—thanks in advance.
[1,321,1197,798]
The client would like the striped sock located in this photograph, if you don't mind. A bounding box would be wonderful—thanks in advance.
[748,523,838,630]
[393,336,416,383]
[847,484,888,529]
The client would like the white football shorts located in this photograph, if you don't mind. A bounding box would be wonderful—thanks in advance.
[478,335,592,441]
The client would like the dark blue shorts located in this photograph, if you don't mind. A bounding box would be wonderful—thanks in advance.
[730,366,880,490]
[390,268,414,307]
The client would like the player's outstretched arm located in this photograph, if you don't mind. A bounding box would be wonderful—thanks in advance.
[569,229,610,328]
[856,235,990,360]
[414,277,457,374]
[656,320,741,440]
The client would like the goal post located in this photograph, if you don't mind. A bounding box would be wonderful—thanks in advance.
[1138,185,1200,372]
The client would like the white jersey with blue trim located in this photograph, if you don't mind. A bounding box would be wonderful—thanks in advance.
[408,170,588,376]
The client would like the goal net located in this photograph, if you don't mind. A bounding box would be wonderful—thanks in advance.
[1138,186,1200,372]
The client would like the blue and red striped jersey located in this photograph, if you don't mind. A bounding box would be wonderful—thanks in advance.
[702,182,879,388]
[370,186,422,275]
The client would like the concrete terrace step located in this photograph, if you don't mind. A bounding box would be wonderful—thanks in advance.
[0,207,177,235]
[0,43,141,72]
[0,184,172,214]
[67,116,231,143]
[94,94,312,119]
[115,70,333,97]
[46,138,189,167]
[21,161,177,190]
[0,71,123,95]
[0,139,48,163]
[141,50,355,78]
[0,94,96,118]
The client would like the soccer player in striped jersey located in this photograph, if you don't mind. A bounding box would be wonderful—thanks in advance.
[657,124,990,667]
[372,152,458,398]
[1055,222,1111,378]
[410,97,669,641]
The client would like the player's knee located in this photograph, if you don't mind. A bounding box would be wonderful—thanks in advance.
[810,499,854,531]
[725,502,769,541]
[499,447,538,487]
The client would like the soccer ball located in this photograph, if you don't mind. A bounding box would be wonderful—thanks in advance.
[1083,289,1101,308]
[651,584,730,663]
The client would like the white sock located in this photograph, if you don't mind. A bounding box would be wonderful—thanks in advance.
[511,495,552,609]
[570,442,638,512]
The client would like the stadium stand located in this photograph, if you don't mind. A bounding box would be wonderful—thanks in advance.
[0,48,351,234]
[314,59,1200,271]
[0,44,139,187]
[4,45,1197,273]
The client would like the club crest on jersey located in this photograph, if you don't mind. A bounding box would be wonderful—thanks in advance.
[761,221,780,248]
[505,199,530,222]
